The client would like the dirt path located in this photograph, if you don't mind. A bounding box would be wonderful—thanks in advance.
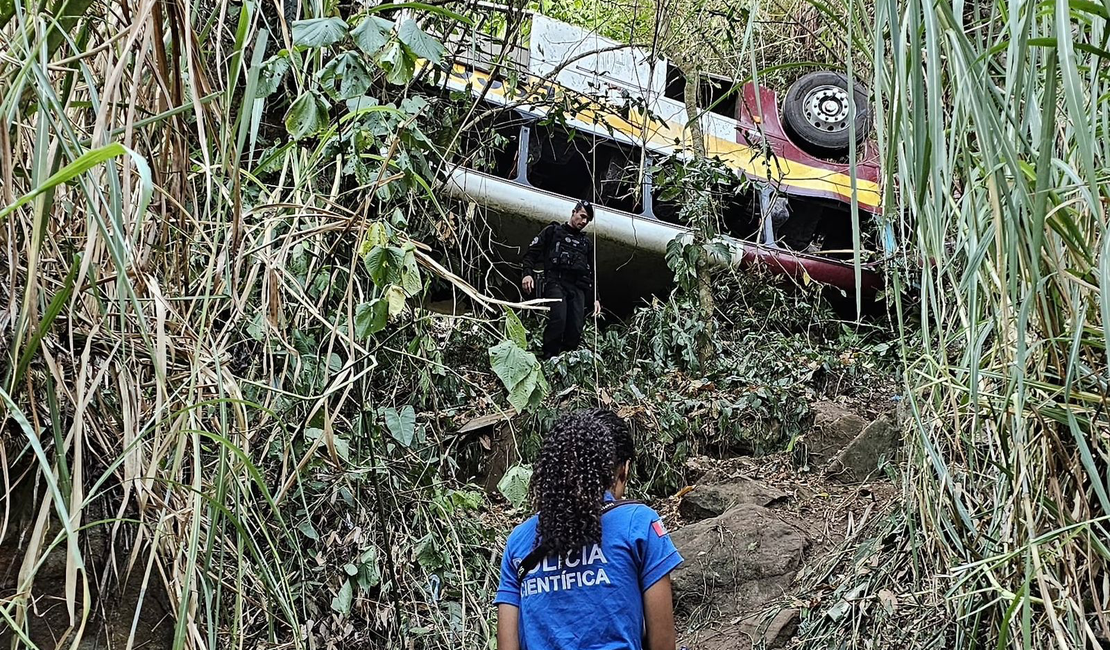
[656,401,901,650]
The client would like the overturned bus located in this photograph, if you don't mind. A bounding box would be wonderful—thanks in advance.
[433,12,888,297]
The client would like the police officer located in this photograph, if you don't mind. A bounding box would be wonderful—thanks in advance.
[521,200,602,359]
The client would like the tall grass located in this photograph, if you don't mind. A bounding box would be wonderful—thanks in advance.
[877,0,1110,645]
[0,2,511,649]
[0,2,318,646]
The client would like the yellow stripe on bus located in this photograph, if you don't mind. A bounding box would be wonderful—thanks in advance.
[431,62,882,209]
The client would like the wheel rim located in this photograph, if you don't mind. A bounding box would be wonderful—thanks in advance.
[802,84,852,133]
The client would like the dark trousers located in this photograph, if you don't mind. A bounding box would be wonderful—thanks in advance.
[542,279,586,358]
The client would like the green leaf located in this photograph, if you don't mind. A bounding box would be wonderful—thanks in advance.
[442,489,484,512]
[397,18,445,63]
[381,405,416,447]
[375,41,415,85]
[507,368,539,412]
[497,464,532,509]
[305,427,350,462]
[400,96,428,116]
[246,312,266,341]
[530,370,550,410]
[366,221,390,248]
[333,437,350,462]
[352,16,394,56]
[363,244,407,287]
[319,51,373,100]
[257,53,290,97]
[489,340,547,413]
[298,519,319,540]
[489,340,536,391]
[11,253,80,389]
[331,580,353,615]
[346,95,381,114]
[284,91,330,140]
[505,309,528,348]
[292,17,349,48]
[385,284,407,317]
[0,143,148,223]
[415,534,445,570]
[363,246,389,285]
[357,547,381,589]
[400,249,422,296]
[354,300,388,337]
[344,563,359,576]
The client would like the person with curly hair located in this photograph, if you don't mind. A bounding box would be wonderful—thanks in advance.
[494,409,683,650]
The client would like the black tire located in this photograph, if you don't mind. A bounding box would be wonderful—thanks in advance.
[782,71,872,158]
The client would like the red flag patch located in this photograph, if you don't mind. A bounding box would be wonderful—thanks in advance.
[652,520,668,537]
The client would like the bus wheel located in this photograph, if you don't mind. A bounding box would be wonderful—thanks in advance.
[782,71,872,158]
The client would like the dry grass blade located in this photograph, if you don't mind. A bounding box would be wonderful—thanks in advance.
[874,0,1110,646]
[0,2,524,648]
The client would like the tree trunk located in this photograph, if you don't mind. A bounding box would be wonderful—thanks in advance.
[675,60,716,370]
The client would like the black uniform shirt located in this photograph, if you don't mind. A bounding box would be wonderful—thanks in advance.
[521,222,595,293]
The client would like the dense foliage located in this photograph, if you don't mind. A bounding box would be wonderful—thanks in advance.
[0,2,895,649]
[2,0,1106,648]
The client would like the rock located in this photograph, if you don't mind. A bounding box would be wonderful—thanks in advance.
[826,413,901,483]
[678,608,799,650]
[801,401,867,468]
[758,608,801,648]
[679,474,788,521]
[678,625,754,650]
[670,504,809,617]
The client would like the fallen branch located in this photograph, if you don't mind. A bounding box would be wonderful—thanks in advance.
[411,247,558,312]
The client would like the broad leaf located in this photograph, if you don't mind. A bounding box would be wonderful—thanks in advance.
[400,248,422,296]
[352,16,394,56]
[497,464,532,509]
[363,245,407,287]
[415,535,446,571]
[505,309,528,348]
[385,284,406,316]
[246,312,266,341]
[292,17,348,48]
[531,370,550,410]
[354,299,388,337]
[397,18,445,64]
[489,340,536,391]
[305,427,350,463]
[376,41,415,85]
[257,53,290,97]
[285,91,330,140]
[507,368,540,413]
[400,95,429,116]
[489,339,547,412]
[357,547,381,589]
[381,405,416,447]
[361,221,390,251]
[331,580,353,615]
[297,519,319,540]
[363,246,388,284]
[346,95,381,114]
[319,51,373,100]
[387,247,407,283]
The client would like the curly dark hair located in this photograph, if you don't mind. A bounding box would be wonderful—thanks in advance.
[587,407,634,466]
[531,409,629,558]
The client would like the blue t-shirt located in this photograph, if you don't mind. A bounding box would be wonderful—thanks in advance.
[494,494,683,650]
